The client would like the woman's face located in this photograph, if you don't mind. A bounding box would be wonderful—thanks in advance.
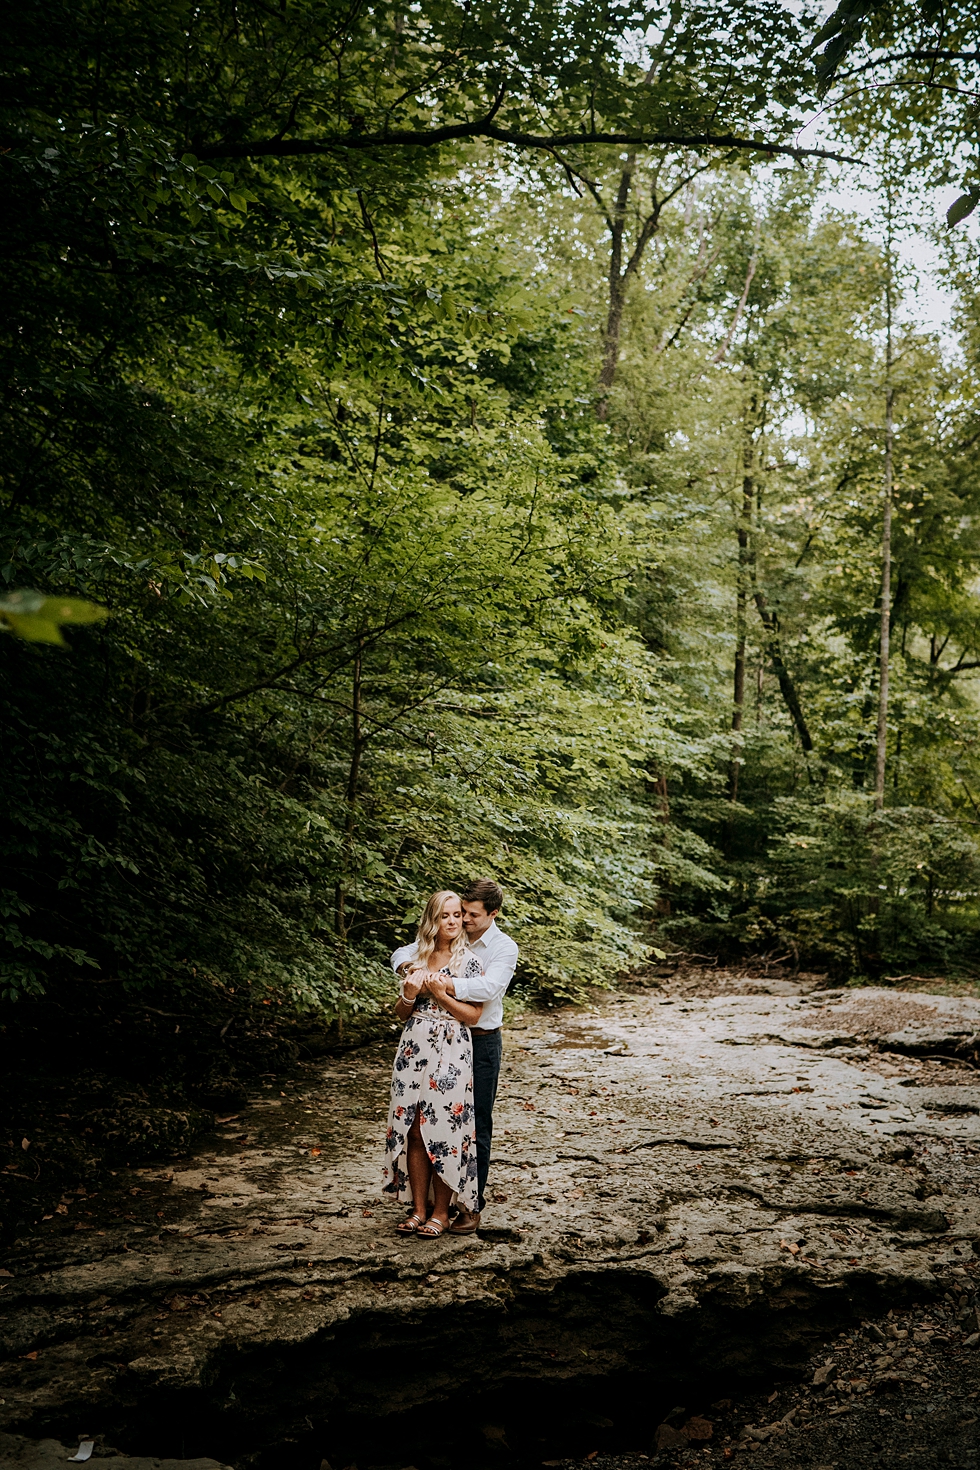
[438,896,463,944]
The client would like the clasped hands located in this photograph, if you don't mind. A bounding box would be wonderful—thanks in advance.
[401,966,456,1007]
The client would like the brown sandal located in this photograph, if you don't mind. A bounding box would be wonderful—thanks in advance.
[395,1212,427,1235]
[416,1216,447,1239]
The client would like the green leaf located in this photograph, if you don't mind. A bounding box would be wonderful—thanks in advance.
[0,590,107,623]
[207,182,224,203]
[0,590,108,645]
[1,615,67,644]
[41,597,108,625]
[809,7,845,53]
[946,192,979,228]
[229,193,247,212]
[815,30,853,83]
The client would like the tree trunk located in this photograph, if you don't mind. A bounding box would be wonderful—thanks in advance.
[729,425,755,800]
[597,157,634,418]
[874,383,894,810]
[732,396,814,761]
[710,247,758,367]
[654,770,671,916]
[336,638,364,941]
[584,151,706,414]
[752,606,815,755]
[599,280,627,403]
[655,769,670,825]
[729,578,748,798]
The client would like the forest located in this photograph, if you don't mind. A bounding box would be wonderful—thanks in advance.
[3,0,980,1175]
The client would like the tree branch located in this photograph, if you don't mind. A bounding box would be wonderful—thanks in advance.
[554,155,612,232]
[356,190,388,281]
[710,246,758,365]
[837,48,980,82]
[752,589,814,753]
[196,125,861,165]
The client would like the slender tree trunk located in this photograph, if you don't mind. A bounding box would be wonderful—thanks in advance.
[729,601,746,766]
[599,280,627,407]
[874,383,895,810]
[729,597,746,804]
[729,419,756,800]
[752,606,815,755]
[749,579,815,755]
[336,638,364,941]
[733,394,814,760]
[597,157,634,418]
[873,179,898,812]
[654,770,671,916]
[711,247,758,366]
[655,770,670,825]
[585,150,705,414]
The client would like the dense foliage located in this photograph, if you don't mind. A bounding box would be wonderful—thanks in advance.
[3,0,980,1086]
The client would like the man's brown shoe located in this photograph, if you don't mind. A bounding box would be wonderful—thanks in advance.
[449,1209,481,1235]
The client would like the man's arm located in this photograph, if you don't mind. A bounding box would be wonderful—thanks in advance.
[452,939,518,1006]
[390,940,419,974]
[423,975,484,1028]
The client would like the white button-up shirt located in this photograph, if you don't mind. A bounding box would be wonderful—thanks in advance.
[390,920,519,1032]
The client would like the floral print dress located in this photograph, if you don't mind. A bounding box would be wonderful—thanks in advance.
[382,957,481,1212]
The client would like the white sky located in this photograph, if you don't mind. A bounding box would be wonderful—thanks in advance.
[793,98,978,342]
[818,170,958,337]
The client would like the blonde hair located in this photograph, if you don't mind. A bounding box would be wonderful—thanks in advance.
[416,889,470,976]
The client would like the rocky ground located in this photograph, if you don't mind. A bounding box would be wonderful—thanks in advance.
[1,970,978,1470]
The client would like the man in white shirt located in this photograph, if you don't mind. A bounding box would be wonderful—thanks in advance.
[391,877,518,1234]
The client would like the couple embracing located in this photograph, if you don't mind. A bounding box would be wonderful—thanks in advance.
[381,879,518,1239]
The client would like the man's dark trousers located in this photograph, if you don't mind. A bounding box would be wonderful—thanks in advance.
[472,1029,502,1213]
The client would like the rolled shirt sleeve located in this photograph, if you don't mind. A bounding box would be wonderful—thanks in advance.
[391,941,419,973]
[452,937,518,1006]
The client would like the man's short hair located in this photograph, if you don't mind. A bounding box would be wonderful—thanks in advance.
[462,877,503,914]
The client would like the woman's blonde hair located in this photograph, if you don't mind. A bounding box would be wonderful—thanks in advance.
[416,889,470,976]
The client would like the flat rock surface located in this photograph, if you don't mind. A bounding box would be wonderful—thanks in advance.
[1,978,978,1464]
[0,1434,231,1469]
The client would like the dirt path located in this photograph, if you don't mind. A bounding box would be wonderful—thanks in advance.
[1,975,978,1467]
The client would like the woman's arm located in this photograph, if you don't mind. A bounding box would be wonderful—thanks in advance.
[394,967,424,1023]
[424,975,483,1027]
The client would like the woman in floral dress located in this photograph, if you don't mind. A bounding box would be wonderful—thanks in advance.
[382,890,483,1238]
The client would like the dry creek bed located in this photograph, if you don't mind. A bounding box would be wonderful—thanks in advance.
[1,972,980,1470]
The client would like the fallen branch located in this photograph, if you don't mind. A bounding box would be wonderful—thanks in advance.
[882,974,949,985]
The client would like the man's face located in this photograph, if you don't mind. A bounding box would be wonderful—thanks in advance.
[462,901,496,939]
